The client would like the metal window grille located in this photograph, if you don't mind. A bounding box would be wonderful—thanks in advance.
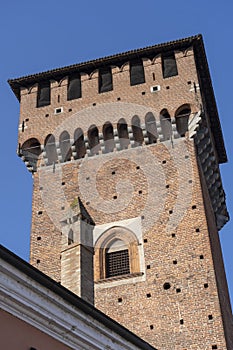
[106,249,130,278]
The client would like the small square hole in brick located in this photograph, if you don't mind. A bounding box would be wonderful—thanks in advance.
[162,160,166,164]
[180,319,184,325]
[61,206,65,210]
[166,184,170,188]
[144,238,148,243]
[150,325,154,330]
[188,180,192,183]
[93,103,96,106]
[25,118,29,122]
[118,297,122,303]
[69,108,72,112]
[200,255,204,259]
[196,228,200,232]
[192,205,197,209]
[37,236,41,241]
[166,86,170,89]
[172,233,176,238]
[169,210,173,214]
[142,91,146,95]
[62,182,65,185]
[45,114,49,117]
[117,97,121,101]
[147,265,151,269]
[138,190,142,194]
[208,314,213,320]
[212,346,217,349]
[37,259,40,264]
[173,260,177,265]
[38,211,43,215]
[39,186,43,190]
[86,177,90,180]
[112,171,116,175]
[176,288,181,293]
[141,215,145,220]
[113,195,117,199]
[204,283,209,288]
[187,81,192,85]
[147,293,151,298]
[136,166,140,169]
[86,201,90,205]
[163,282,171,290]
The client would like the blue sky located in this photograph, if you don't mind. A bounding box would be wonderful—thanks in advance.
[0,1,232,305]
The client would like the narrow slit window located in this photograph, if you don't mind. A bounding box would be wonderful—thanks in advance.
[162,52,178,78]
[37,81,50,107]
[99,67,113,93]
[67,73,81,100]
[130,60,145,86]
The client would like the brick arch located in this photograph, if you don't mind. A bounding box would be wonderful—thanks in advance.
[94,226,140,281]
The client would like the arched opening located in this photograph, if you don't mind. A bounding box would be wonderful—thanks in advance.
[175,104,191,137]
[103,122,114,153]
[44,134,58,165]
[145,112,158,144]
[160,109,172,141]
[117,118,129,149]
[94,226,141,281]
[74,128,86,159]
[68,229,74,245]
[59,131,71,162]
[131,115,143,146]
[105,239,130,278]
[21,138,42,171]
[88,125,100,155]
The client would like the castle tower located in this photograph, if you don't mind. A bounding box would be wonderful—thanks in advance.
[9,35,233,349]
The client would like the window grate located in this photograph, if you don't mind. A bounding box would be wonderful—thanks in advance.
[106,249,130,278]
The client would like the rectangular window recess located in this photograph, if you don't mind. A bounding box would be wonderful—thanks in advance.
[54,107,63,115]
[150,85,161,93]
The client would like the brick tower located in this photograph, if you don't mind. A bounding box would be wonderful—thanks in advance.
[9,35,233,349]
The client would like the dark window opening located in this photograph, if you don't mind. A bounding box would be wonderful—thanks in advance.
[117,118,129,149]
[132,115,143,146]
[103,122,114,153]
[74,128,86,159]
[145,112,158,144]
[67,73,81,100]
[59,131,71,162]
[99,67,113,93]
[44,134,58,165]
[37,81,50,107]
[160,109,172,141]
[175,106,191,137]
[88,125,100,155]
[162,52,178,78]
[130,60,145,86]
[21,138,42,172]
[106,249,130,278]
[68,229,74,245]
